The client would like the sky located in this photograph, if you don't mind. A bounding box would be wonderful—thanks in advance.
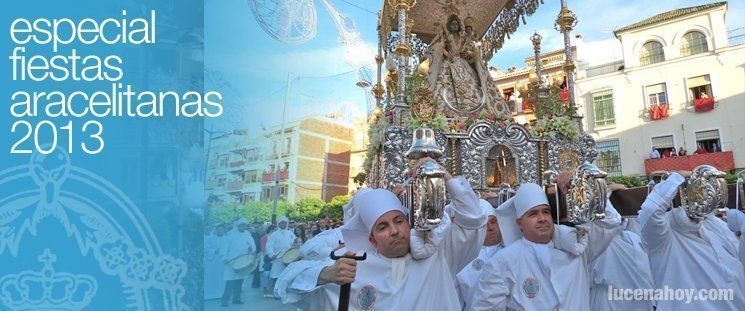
[204,0,744,137]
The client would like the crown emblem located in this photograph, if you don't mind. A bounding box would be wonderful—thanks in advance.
[0,249,97,310]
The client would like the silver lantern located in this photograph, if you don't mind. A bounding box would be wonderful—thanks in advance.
[566,163,608,224]
[679,165,728,218]
[402,127,447,231]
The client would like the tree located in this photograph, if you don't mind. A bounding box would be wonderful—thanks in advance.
[293,197,326,221]
[327,194,350,220]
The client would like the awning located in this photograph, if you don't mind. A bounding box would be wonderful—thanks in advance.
[652,135,674,148]
[687,75,711,88]
[646,83,666,94]
[695,130,719,140]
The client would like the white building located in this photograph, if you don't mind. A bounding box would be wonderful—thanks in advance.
[573,1,744,177]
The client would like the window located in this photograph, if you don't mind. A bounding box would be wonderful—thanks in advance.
[217,175,226,187]
[651,135,675,157]
[695,130,721,152]
[285,137,292,154]
[245,170,258,183]
[260,186,288,201]
[261,187,272,201]
[592,90,615,127]
[687,74,713,102]
[596,140,622,177]
[646,83,668,107]
[218,155,229,168]
[680,31,708,57]
[639,41,665,66]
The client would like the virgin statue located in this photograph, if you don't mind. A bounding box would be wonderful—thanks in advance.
[424,14,511,120]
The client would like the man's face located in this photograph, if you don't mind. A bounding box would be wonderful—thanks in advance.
[279,221,288,230]
[369,210,411,258]
[319,219,327,227]
[465,25,473,34]
[517,205,554,244]
[484,215,502,246]
[289,221,296,229]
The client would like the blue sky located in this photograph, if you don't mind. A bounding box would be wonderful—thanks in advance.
[205,0,744,136]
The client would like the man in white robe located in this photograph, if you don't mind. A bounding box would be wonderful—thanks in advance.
[299,188,371,261]
[725,208,745,272]
[455,199,504,309]
[275,158,486,310]
[220,218,256,306]
[639,172,745,310]
[468,183,621,310]
[266,216,296,290]
[204,224,227,300]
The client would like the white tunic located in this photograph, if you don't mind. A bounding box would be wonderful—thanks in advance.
[266,228,296,279]
[726,208,745,272]
[589,230,654,310]
[275,177,486,310]
[468,202,621,311]
[299,228,344,261]
[221,229,257,281]
[639,173,745,310]
[456,244,502,309]
[204,233,226,299]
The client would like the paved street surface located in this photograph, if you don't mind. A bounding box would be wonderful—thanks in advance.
[204,283,296,311]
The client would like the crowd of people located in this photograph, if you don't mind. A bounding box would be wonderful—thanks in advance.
[205,157,745,310]
[648,143,723,159]
[203,215,346,306]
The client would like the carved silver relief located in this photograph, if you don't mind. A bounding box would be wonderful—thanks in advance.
[547,133,598,172]
[459,122,540,188]
[382,126,450,188]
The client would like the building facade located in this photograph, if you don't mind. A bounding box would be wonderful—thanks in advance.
[574,1,743,177]
[492,1,743,177]
[205,116,353,205]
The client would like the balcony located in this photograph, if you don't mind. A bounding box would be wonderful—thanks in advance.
[262,170,289,182]
[692,97,715,112]
[644,151,734,176]
[229,160,245,168]
[648,104,669,120]
[226,180,244,192]
[205,179,218,190]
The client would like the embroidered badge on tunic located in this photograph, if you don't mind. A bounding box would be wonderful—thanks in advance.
[522,277,539,298]
[472,258,484,270]
[356,285,377,310]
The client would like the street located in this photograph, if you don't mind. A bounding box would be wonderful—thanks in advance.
[204,284,296,311]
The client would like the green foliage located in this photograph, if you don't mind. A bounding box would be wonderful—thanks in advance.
[530,116,580,141]
[403,113,449,132]
[607,175,645,188]
[292,197,326,221]
[207,200,293,224]
[724,170,743,184]
[327,194,350,220]
[534,86,576,119]
[405,71,426,104]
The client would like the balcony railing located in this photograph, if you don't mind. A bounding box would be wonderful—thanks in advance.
[644,151,734,176]
[648,103,669,120]
[229,160,245,168]
[692,97,715,112]
[262,170,289,182]
[226,180,244,191]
